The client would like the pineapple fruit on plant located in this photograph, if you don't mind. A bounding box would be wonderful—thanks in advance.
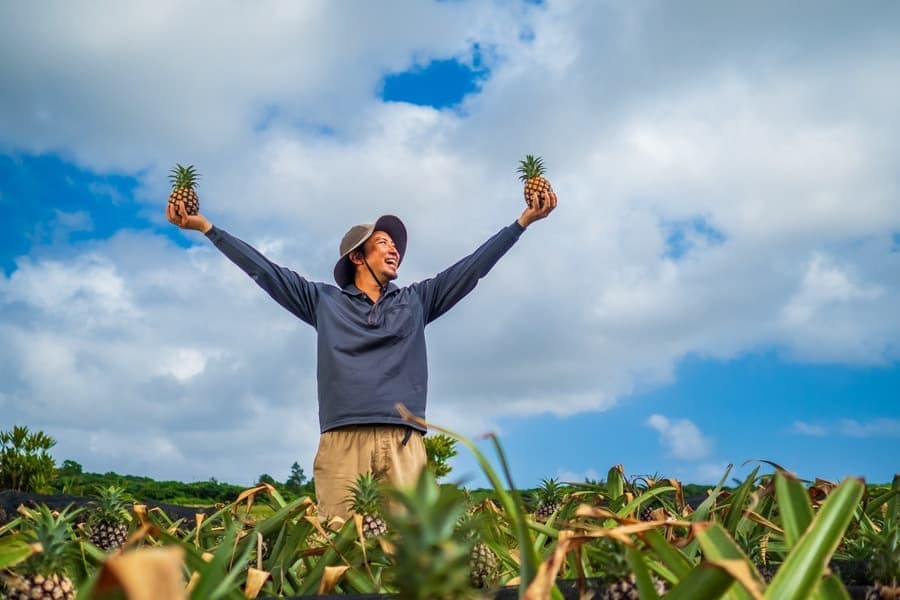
[87,485,131,552]
[589,537,667,600]
[1,504,81,600]
[457,505,501,590]
[468,541,499,590]
[347,472,388,539]
[517,154,553,208]
[533,477,565,523]
[168,163,201,216]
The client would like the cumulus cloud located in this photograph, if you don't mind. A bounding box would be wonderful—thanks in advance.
[556,468,603,484]
[646,415,714,461]
[0,0,898,483]
[791,421,828,437]
[791,418,900,438]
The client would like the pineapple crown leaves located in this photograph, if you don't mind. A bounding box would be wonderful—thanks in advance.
[346,472,384,516]
[385,473,474,544]
[168,163,200,190]
[19,503,83,575]
[536,477,565,504]
[516,154,546,181]
[89,485,132,525]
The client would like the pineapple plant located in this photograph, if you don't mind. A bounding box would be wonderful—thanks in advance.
[1,504,80,600]
[533,477,565,522]
[87,485,131,552]
[383,469,475,599]
[346,472,388,538]
[517,154,553,208]
[167,163,201,216]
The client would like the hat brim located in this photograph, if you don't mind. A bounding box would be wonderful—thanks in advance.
[333,215,407,288]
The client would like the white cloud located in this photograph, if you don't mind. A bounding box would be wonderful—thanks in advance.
[792,421,828,437]
[556,468,603,484]
[838,419,900,438]
[646,415,714,461]
[157,348,210,383]
[791,418,900,438]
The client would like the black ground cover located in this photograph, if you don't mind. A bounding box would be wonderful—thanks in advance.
[0,489,211,526]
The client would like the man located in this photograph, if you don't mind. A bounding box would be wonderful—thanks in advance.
[166,187,556,519]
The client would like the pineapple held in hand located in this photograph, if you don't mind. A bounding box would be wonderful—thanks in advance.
[517,154,553,208]
[167,164,201,216]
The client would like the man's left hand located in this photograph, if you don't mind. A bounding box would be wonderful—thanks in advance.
[518,189,557,228]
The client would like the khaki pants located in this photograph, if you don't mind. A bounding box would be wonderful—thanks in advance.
[313,425,426,520]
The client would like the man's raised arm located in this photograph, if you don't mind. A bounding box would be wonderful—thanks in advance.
[167,201,319,326]
[414,189,557,323]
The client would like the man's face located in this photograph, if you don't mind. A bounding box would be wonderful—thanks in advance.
[359,230,400,282]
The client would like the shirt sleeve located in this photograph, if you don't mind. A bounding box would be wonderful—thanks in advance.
[205,226,319,326]
[411,221,525,324]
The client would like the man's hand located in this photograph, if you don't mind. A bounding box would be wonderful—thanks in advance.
[167,201,213,233]
[517,189,557,229]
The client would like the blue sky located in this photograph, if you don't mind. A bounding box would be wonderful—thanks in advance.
[0,1,898,489]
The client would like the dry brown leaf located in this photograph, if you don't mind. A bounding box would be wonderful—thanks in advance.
[574,504,618,520]
[523,532,587,600]
[194,512,206,546]
[318,565,351,595]
[94,546,186,600]
[233,483,277,517]
[244,567,270,599]
[132,504,149,526]
[668,477,685,511]
[705,558,765,600]
[742,509,783,534]
[377,537,396,555]
[124,523,162,550]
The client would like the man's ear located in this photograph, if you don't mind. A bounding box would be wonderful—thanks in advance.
[349,250,364,265]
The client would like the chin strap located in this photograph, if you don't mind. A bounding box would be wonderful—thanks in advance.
[362,257,387,292]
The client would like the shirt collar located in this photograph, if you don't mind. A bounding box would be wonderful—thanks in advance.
[341,282,399,298]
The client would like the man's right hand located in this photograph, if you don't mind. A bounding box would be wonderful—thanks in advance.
[167,200,213,233]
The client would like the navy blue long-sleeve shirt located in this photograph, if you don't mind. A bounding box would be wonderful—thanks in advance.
[206,222,525,432]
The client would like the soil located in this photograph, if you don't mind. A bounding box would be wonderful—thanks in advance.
[0,489,211,526]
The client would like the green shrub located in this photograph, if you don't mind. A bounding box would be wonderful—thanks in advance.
[0,425,57,492]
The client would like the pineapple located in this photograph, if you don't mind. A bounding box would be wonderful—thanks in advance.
[87,485,131,552]
[469,542,499,589]
[517,154,553,208]
[1,504,80,600]
[534,477,564,522]
[595,538,667,600]
[346,472,387,538]
[168,163,201,215]
[457,506,500,590]
[602,574,667,600]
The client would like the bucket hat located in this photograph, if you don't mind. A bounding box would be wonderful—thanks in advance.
[333,215,407,288]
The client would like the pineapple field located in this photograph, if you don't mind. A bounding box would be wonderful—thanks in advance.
[1,418,897,599]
